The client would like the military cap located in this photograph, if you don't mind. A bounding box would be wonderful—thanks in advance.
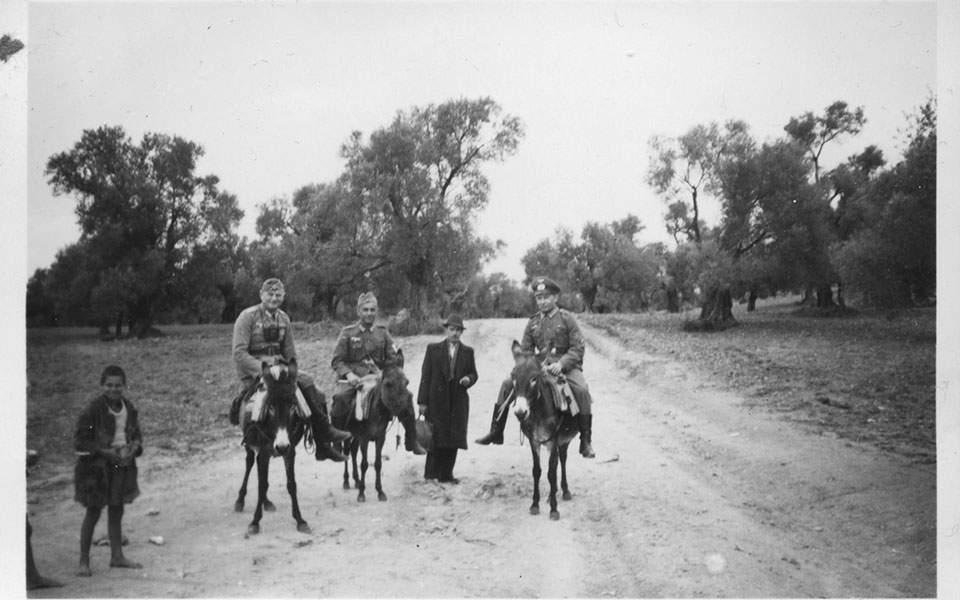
[531,276,561,295]
[260,278,285,293]
[356,291,379,308]
[442,314,465,330]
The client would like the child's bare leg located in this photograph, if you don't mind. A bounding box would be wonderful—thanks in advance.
[107,505,141,569]
[77,506,101,576]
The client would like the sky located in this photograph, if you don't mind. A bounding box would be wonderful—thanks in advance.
[19,1,939,282]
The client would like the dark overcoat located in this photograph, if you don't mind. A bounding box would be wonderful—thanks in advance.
[416,341,478,450]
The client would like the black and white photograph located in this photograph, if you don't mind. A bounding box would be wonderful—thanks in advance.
[5,0,957,597]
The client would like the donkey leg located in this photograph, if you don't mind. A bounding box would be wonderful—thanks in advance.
[357,442,369,502]
[284,451,310,533]
[374,435,387,502]
[235,447,255,512]
[351,441,361,490]
[248,452,270,535]
[529,443,541,515]
[342,447,351,490]
[559,443,572,501]
[547,447,560,520]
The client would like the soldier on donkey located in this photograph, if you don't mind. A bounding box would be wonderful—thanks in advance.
[330,292,426,455]
[232,278,351,462]
[475,276,596,458]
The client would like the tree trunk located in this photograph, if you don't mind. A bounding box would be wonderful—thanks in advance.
[816,285,835,308]
[326,293,339,320]
[665,287,680,313]
[219,287,238,324]
[747,289,758,312]
[691,286,736,330]
[114,311,124,338]
[581,284,598,312]
[409,283,429,321]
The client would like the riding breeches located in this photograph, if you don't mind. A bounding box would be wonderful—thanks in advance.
[561,368,592,414]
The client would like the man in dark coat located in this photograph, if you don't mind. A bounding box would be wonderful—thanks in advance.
[417,314,478,484]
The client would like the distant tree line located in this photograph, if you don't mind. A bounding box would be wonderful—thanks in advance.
[652,98,935,327]
[27,98,528,336]
[27,96,935,337]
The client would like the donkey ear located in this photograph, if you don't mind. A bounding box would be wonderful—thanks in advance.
[511,340,521,352]
[396,347,405,369]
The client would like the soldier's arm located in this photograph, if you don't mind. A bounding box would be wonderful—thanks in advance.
[558,313,586,371]
[381,327,398,368]
[520,319,537,354]
[232,311,262,379]
[331,330,351,377]
[281,312,298,363]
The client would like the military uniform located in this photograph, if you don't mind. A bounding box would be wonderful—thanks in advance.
[330,320,423,453]
[232,305,304,384]
[331,322,399,379]
[519,307,592,414]
[232,300,350,461]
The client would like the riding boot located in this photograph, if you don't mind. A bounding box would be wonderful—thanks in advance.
[399,412,427,455]
[577,414,595,458]
[304,386,352,443]
[310,412,347,462]
[475,402,508,445]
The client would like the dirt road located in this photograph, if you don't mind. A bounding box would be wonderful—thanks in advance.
[27,318,935,597]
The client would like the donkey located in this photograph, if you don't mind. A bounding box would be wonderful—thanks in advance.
[510,342,579,520]
[234,359,311,534]
[335,352,416,502]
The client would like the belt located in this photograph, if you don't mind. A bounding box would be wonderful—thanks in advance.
[252,347,281,357]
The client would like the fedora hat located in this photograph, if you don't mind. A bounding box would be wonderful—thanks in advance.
[442,314,465,330]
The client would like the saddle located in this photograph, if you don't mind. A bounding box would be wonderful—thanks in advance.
[333,374,380,422]
[543,374,580,416]
[229,377,311,428]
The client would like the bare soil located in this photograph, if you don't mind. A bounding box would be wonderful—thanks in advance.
[25,312,936,597]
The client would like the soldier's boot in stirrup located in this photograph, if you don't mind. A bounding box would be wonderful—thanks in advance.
[400,412,427,455]
[475,403,508,445]
[578,414,595,458]
[315,440,348,462]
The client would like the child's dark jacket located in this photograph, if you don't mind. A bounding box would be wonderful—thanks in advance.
[73,395,143,507]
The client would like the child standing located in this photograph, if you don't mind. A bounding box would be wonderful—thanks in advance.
[74,365,143,576]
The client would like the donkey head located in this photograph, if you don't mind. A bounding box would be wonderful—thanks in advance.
[260,359,299,454]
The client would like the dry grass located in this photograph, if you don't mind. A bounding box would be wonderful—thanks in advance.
[581,297,936,462]
[26,322,347,479]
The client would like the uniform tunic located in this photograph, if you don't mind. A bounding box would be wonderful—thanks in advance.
[520,307,592,413]
[330,322,401,421]
[74,395,142,507]
[232,304,313,387]
[331,322,399,377]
